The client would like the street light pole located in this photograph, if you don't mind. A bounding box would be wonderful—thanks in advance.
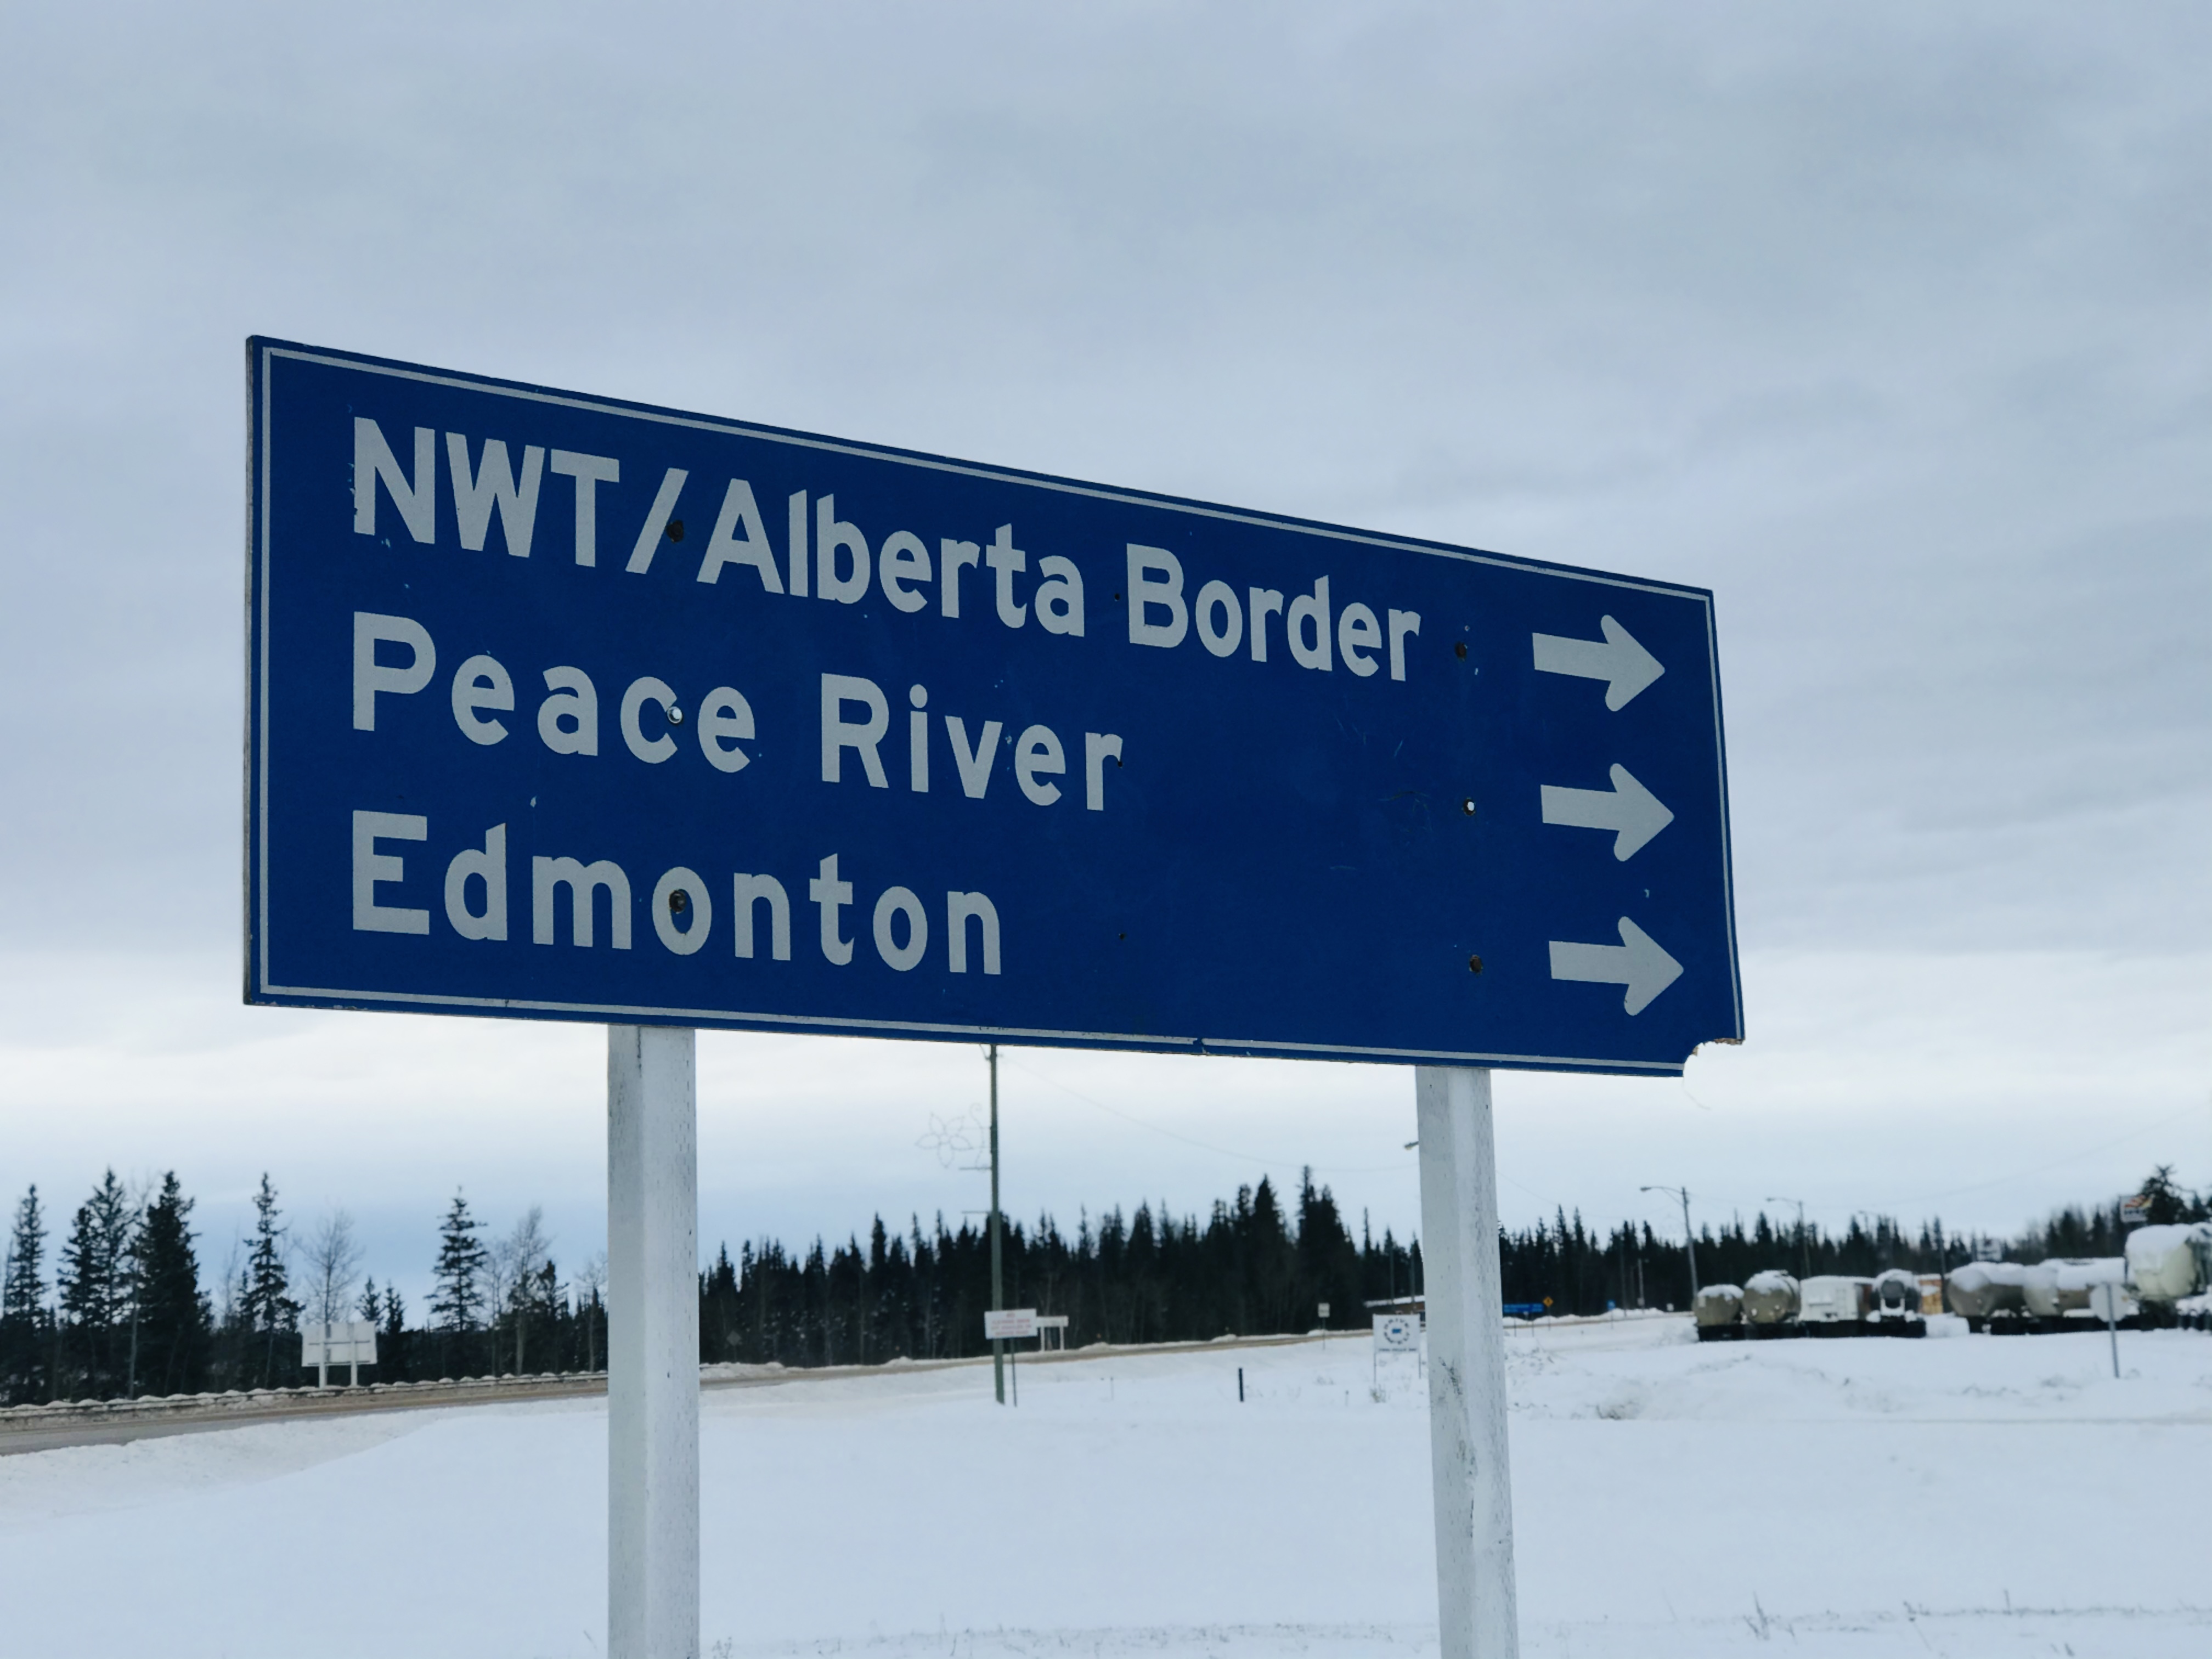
[988,1043,1005,1407]
[1765,1195,1810,1282]
[1641,1185,1698,1308]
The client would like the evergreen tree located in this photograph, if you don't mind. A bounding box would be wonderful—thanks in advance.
[239,1174,298,1387]
[57,1171,133,1399]
[129,1173,210,1397]
[430,1193,487,1376]
[2135,1164,2192,1226]
[1,1186,51,1405]
[702,1244,740,1362]
[1294,1170,1363,1329]
[380,1283,410,1382]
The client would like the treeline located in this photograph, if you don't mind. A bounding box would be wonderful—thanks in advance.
[3,1163,2200,1407]
[0,1175,610,1408]
[0,1167,1416,1406]
[1504,1166,2209,1317]
[699,1172,1418,1367]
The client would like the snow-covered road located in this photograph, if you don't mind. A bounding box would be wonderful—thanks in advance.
[1,1318,2204,1657]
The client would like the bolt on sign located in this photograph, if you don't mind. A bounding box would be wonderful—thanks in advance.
[245,340,1741,1073]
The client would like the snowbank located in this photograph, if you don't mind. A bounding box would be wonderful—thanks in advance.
[0,1323,2205,1657]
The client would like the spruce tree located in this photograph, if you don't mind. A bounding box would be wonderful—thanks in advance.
[57,1171,133,1399]
[129,1173,210,1397]
[380,1283,409,1382]
[1,1186,50,1405]
[430,1193,487,1376]
[1294,1170,1362,1330]
[2137,1165,2190,1226]
[240,1174,298,1386]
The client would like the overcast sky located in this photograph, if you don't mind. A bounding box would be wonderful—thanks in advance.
[2,3,2206,1305]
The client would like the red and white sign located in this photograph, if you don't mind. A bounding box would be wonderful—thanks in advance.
[983,1308,1039,1341]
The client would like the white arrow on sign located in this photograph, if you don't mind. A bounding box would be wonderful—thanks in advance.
[1530,615,1664,710]
[1539,764,1675,861]
[1548,917,1683,1015]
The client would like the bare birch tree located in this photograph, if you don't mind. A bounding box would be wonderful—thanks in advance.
[574,1250,607,1373]
[303,1211,364,1333]
[495,1207,551,1374]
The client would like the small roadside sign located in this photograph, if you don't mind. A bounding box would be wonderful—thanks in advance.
[983,1308,1039,1341]
[2120,1195,2152,1228]
[1374,1312,1422,1352]
[302,1319,377,1386]
[302,1319,377,1367]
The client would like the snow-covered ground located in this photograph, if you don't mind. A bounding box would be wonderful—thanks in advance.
[2,1318,2207,1657]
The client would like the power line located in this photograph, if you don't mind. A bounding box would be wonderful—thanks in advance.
[1871,1098,2210,1209]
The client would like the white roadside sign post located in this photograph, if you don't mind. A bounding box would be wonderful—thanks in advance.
[608,1025,699,1659]
[2089,1279,2124,1380]
[246,342,1740,1659]
[1418,1069,1517,1658]
[1373,1307,1421,1390]
[1373,1313,1422,1351]
[982,1308,1040,1341]
[301,1319,377,1388]
[984,1309,1039,1406]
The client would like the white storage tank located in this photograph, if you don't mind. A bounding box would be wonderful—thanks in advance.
[2125,1223,2211,1304]
[1798,1275,1874,1335]
[1945,1261,2029,1330]
[1741,1270,1801,1337]
[2021,1262,2072,1319]
[1693,1283,1745,1341]
[2022,1258,2126,1324]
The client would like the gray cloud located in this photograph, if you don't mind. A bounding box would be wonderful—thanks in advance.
[1,3,2204,1274]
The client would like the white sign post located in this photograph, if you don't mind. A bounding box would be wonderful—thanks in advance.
[1373,1313,1423,1353]
[1417,1066,1519,1659]
[983,1310,1038,1406]
[1372,1309,1422,1393]
[2089,1279,2124,1380]
[300,1321,377,1387]
[608,1025,699,1659]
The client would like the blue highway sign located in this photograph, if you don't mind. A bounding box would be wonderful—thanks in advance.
[246,340,1741,1074]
